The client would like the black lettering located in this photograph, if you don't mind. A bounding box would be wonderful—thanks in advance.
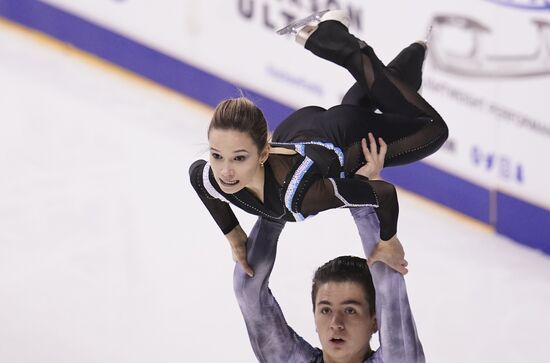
[325,0,341,11]
[346,5,362,31]
[309,0,321,13]
[280,10,296,25]
[238,0,254,19]
[263,4,277,29]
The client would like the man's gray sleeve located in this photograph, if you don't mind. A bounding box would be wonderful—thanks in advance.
[350,207,425,363]
[233,217,319,363]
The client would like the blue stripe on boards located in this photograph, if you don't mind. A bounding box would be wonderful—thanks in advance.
[382,162,491,224]
[496,193,550,254]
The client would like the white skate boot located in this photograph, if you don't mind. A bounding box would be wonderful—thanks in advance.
[276,9,351,46]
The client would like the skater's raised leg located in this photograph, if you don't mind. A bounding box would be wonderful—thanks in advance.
[288,11,448,166]
[342,41,427,107]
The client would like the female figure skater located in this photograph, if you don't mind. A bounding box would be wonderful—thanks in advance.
[189,10,448,276]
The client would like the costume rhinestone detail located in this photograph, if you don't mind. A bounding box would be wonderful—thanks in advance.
[284,156,314,221]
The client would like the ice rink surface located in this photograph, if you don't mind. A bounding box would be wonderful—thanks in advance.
[1,20,550,363]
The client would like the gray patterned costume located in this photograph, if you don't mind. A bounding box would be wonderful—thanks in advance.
[233,207,425,363]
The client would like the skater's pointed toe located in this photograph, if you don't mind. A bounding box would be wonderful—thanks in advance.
[277,9,351,47]
[296,10,351,47]
[296,10,350,47]
[279,9,362,68]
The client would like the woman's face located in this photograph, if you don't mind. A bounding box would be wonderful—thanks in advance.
[208,128,266,194]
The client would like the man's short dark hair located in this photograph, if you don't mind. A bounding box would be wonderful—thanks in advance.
[311,256,376,316]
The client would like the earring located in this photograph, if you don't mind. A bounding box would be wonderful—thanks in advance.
[260,161,265,167]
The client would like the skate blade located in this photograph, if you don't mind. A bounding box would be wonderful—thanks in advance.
[276,9,331,35]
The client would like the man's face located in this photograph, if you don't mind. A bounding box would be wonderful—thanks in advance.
[314,281,377,363]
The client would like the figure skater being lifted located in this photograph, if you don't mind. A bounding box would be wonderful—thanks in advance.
[189,9,448,276]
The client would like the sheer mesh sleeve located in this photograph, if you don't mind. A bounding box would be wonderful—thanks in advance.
[299,176,399,240]
[188,160,239,235]
[233,218,318,362]
[353,43,449,165]
[350,207,425,362]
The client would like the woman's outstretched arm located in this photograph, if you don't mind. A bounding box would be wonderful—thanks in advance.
[189,159,239,234]
[189,160,253,276]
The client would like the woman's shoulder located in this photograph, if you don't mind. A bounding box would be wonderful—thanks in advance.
[188,159,207,176]
[188,159,209,190]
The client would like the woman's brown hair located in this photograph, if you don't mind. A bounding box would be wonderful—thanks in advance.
[208,97,268,152]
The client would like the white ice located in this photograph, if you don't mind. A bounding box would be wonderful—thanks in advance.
[1,21,549,363]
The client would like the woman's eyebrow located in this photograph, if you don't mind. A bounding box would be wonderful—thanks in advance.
[209,147,249,153]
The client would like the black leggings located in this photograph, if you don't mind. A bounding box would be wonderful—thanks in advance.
[272,22,448,174]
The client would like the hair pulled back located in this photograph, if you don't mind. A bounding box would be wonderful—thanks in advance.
[208,97,268,152]
[311,256,376,316]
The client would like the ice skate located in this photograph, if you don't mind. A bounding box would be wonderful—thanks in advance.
[385,26,430,92]
[276,9,331,35]
[387,42,428,92]
[283,11,359,69]
[276,10,350,46]
[415,25,432,53]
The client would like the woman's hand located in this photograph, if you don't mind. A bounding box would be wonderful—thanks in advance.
[368,234,408,275]
[226,225,254,277]
[355,132,387,180]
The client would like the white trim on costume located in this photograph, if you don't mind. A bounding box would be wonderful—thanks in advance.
[328,178,379,208]
[202,162,230,203]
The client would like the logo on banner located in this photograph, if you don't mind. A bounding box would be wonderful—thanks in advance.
[471,146,525,183]
[484,0,550,11]
[235,1,366,99]
[426,14,550,77]
[236,0,364,32]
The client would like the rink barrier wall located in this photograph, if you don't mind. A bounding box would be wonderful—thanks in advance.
[2,0,549,255]
[380,163,492,224]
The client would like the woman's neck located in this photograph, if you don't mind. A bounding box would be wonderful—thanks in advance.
[246,165,265,203]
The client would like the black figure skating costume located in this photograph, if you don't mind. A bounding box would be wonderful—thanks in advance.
[189,21,448,241]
